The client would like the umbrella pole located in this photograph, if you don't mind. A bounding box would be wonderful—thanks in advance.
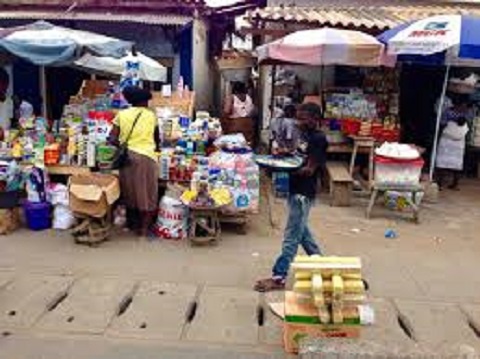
[429,64,451,182]
[270,65,276,120]
[39,66,47,118]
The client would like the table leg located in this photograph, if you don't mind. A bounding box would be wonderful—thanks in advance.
[411,191,420,224]
[366,188,379,219]
[368,146,374,187]
[349,144,358,176]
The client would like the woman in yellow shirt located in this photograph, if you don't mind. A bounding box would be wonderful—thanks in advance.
[109,87,159,237]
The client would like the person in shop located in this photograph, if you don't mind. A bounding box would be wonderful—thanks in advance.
[270,104,298,152]
[0,67,34,131]
[435,116,469,190]
[0,67,14,132]
[438,94,474,128]
[255,102,328,292]
[223,81,255,118]
[109,86,160,238]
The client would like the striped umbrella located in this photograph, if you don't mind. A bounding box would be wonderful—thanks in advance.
[0,21,132,66]
[256,28,391,67]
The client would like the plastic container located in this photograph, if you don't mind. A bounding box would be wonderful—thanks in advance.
[374,156,424,186]
[341,119,361,136]
[23,201,52,231]
[44,147,60,165]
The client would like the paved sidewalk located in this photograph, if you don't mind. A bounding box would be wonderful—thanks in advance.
[0,180,478,357]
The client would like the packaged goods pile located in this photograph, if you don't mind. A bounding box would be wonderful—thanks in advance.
[323,90,400,144]
[284,255,373,353]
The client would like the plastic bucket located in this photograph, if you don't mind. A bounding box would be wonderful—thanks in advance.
[23,201,51,231]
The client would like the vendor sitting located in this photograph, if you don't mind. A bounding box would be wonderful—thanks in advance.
[109,86,160,238]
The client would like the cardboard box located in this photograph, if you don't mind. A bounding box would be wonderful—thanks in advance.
[69,174,120,218]
[0,208,20,235]
[284,291,360,353]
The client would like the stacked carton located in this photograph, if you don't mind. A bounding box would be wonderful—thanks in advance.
[284,255,371,353]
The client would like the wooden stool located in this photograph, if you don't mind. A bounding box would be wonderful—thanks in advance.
[188,207,221,245]
[366,184,424,223]
[71,211,112,246]
[349,137,375,188]
[326,162,353,207]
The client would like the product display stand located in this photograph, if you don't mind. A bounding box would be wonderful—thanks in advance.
[366,183,423,223]
[188,207,221,246]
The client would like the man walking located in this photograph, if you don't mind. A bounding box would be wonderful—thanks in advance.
[255,102,328,292]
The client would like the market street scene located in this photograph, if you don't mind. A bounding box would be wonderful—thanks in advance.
[0,0,480,358]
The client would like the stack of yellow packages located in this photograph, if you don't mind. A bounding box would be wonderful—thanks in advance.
[283,255,373,353]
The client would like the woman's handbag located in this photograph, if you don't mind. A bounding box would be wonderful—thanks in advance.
[111,111,143,169]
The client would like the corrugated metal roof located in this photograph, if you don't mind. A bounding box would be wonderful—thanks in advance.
[0,10,191,26]
[246,4,480,31]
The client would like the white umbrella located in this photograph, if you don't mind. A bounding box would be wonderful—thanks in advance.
[0,21,132,66]
[75,52,167,82]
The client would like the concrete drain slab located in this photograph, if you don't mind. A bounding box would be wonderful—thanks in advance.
[108,282,196,340]
[0,275,73,328]
[37,277,135,334]
[185,286,259,345]
[395,300,479,350]
[362,298,413,346]
[0,272,13,290]
[461,304,480,334]
[260,292,284,346]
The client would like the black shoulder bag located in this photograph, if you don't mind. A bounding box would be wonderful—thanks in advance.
[111,110,143,170]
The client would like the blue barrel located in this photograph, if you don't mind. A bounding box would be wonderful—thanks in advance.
[23,201,52,231]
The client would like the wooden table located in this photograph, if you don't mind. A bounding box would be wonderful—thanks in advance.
[366,183,424,223]
[327,143,372,154]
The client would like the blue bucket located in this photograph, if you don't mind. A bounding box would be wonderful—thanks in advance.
[23,201,51,231]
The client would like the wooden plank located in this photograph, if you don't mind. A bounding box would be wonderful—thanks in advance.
[46,165,91,176]
[326,162,353,183]
[327,144,371,154]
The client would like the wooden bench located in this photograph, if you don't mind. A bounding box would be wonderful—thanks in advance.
[326,162,354,207]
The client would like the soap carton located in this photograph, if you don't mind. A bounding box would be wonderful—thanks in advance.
[284,291,360,353]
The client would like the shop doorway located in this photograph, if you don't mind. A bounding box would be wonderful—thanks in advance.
[46,66,89,120]
[399,64,446,163]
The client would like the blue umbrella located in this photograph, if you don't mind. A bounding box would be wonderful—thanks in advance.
[378,15,480,180]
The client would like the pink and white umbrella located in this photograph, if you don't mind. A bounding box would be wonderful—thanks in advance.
[256,28,392,67]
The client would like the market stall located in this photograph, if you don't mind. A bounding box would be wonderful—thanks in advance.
[378,14,480,182]
[0,20,260,241]
[256,28,399,201]
[0,70,259,243]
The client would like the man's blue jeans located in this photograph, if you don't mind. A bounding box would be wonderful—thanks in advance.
[272,194,322,279]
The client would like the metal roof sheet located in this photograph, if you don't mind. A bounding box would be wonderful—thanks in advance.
[246,4,480,31]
